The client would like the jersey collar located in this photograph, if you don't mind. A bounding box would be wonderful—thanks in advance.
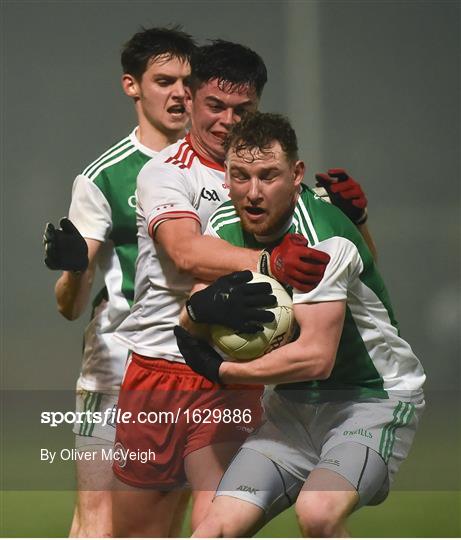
[130,127,159,158]
[185,133,225,172]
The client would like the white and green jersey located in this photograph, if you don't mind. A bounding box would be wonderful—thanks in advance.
[68,127,157,392]
[206,185,425,402]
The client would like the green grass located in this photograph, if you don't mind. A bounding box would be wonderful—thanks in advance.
[1,490,460,537]
[255,491,461,538]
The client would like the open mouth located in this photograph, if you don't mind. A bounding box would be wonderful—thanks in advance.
[245,207,266,216]
[167,104,186,115]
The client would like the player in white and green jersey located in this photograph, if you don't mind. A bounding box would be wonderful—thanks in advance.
[206,184,423,401]
[175,112,425,538]
[70,127,156,397]
[43,27,196,538]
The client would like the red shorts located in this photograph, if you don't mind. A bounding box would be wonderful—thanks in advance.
[113,352,263,489]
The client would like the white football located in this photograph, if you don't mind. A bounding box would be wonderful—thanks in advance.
[210,273,294,360]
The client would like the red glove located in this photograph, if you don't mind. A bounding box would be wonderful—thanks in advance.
[258,233,330,292]
[315,168,368,225]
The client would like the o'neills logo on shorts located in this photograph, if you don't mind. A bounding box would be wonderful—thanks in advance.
[113,442,128,468]
[343,428,373,439]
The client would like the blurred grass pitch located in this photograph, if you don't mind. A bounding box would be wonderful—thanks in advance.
[1,490,460,537]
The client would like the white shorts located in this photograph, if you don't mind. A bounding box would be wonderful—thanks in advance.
[216,441,388,514]
[73,384,118,443]
[242,388,424,490]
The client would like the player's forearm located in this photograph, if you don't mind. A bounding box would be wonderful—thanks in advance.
[219,341,334,385]
[171,235,259,281]
[358,222,378,262]
[55,270,95,320]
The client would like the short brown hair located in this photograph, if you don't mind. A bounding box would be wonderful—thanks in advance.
[224,112,298,163]
[121,25,196,80]
[189,40,267,97]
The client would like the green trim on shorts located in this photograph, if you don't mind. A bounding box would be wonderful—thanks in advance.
[379,401,416,462]
[78,391,91,436]
[79,391,102,436]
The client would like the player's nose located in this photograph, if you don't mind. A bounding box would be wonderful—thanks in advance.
[171,80,186,98]
[247,178,263,201]
[220,108,235,128]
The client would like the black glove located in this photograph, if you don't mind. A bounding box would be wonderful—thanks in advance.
[186,270,276,334]
[315,168,368,225]
[43,218,89,272]
[174,326,224,383]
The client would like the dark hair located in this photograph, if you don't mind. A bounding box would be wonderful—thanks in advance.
[121,25,196,80]
[190,40,267,97]
[224,112,299,162]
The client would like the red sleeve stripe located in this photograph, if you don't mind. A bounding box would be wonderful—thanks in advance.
[167,149,189,168]
[165,141,188,164]
[148,210,201,238]
[178,143,190,163]
[165,144,197,170]
[184,148,196,169]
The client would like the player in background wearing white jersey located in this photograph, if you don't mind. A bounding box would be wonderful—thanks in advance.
[175,112,426,538]
[43,27,196,538]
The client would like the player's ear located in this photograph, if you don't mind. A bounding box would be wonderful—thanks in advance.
[184,86,193,114]
[293,160,305,187]
[122,74,141,99]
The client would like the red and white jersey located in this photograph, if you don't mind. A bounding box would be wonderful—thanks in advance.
[114,135,229,361]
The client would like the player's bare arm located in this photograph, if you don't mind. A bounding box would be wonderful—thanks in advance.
[155,218,330,292]
[357,222,378,262]
[155,217,260,282]
[175,299,346,385]
[219,300,345,384]
[54,238,101,320]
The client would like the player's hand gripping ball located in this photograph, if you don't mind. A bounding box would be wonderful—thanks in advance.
[186,270,276,333]
[210,273,295,360]
[174,325,224,383]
